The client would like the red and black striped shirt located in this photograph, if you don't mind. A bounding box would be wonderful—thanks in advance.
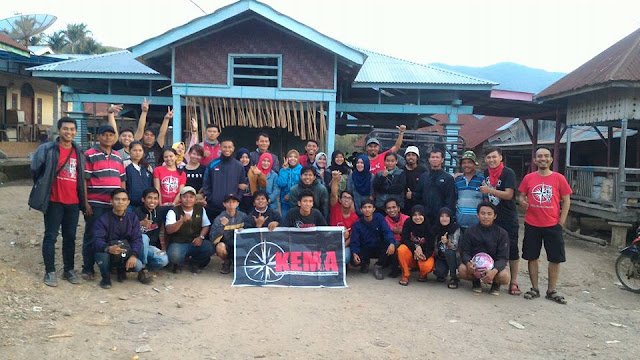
[84,146,125,206]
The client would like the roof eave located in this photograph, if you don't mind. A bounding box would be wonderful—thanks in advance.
[30,70,170,81]
[129,0,366,65]
[351,82,495,90]
[536,80,640,102]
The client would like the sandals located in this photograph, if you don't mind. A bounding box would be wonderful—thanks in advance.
[545,290,567,304]
[398,277,409,286]
[417,276,428,282]
[523,287,540,300]
[508,282,521,296]
[448,278,459,289]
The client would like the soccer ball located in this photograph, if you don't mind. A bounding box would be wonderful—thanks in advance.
[471,252,494,278]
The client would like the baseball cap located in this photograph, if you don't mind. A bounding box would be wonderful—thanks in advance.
[404,146,420,158]
[461,150,479,165]
[180,186,197,196]
[224,193,240,202]
[97,125,115,134]
[366,138,380,146]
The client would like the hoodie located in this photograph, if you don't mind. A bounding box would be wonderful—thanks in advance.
[288,178,329,220]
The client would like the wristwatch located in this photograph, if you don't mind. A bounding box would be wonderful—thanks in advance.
[199,235,206,240]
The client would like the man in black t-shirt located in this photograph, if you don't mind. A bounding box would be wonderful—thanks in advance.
[480,147,521,296]
[403,146,427,214]
[281,189,327,228]
[133,99,172,169]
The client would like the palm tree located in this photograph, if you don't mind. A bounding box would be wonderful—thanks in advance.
[79,37,105,54]
[63,23,91,54]
[46,31,68,53]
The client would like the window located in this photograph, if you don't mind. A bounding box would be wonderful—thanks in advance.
[230,55,280,88]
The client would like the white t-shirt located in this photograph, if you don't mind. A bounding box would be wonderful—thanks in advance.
[166,208,211,227]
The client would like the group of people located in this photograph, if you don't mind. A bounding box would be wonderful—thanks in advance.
[29,99,571,303]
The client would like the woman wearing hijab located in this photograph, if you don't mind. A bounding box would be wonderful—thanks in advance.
[237,148,263,213]
[313,152,332,187]
[277,149,303,214]
[432,207,461,288]
[256,152,279,210]
[346,155,374,215]
[397,205,435,286]
[329,150,351,192]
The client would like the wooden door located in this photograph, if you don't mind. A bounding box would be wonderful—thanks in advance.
[21,96,34,125]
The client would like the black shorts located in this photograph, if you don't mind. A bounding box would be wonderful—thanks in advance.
[496,222,519,261]
[522,223,565,263]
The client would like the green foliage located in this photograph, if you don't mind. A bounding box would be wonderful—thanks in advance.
[333,135,362,156]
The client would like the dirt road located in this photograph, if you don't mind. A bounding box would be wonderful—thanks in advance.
[0,182,638,359]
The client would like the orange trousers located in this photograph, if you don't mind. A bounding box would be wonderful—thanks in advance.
[397,244,435,278]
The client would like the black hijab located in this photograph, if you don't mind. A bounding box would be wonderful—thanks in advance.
[329,150,351,175]
[405,205,431,238]
[431,207,460,238]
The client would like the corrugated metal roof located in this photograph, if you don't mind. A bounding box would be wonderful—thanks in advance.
[27,50,164,76]
[353,48,497,87]
[537,27,640,99]
[0,33,29,52]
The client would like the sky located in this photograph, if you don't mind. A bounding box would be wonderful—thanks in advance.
[4,0,640,73]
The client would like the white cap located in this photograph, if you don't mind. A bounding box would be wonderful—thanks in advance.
[404,146,420,157]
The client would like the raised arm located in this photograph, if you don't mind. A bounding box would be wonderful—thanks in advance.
[107,104,124,138]
[156,107,173,148]
[184,118,199,163]
[134,98,151,141]
[330,171,341,207]
[389,125,407,153]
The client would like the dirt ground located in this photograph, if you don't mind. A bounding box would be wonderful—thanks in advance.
[0,181,638,360]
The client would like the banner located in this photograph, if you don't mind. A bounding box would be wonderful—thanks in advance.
[233,226,347,288]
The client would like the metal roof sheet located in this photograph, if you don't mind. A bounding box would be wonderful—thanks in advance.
[353,48,497,87]
[27,50,166,76]
[537,27,640,99]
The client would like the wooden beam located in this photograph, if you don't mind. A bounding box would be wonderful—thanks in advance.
[592,126,608,147]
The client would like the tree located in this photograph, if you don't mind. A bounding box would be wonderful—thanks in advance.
[62,23,91,54]
[28,34,44,46]
[46,31,68,52]
[79,38,106,54]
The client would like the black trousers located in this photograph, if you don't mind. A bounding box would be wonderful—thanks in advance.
[357,241,393,268]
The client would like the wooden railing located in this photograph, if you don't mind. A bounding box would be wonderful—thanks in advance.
[565,166,640,210]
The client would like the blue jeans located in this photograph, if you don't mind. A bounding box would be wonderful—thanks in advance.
[95,252,143,280]
[141,234,169,270]
[82,205,111,275]
[344,246,352,265]
[167,241,214,268]
[43,202,80,273]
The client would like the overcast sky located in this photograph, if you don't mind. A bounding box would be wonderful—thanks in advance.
[4,0,640,73]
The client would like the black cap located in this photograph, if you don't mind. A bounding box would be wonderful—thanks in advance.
[224,193,240,202]
[97,125,116,134]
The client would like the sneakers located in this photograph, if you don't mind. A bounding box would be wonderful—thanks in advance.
[220,260,231,274]
[43,272,57,287]
[190,264,203,274]
[137,269,153,284]
[489,282,501,296]
[62,270,80,284]
[81,272,94,281]
[359,263,369,274]
[472,279,482,293]
[373,265,384,280]
[99,278,112,289]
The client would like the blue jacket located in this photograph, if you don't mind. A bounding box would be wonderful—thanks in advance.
[264,170,280,210]
[202,156,245,211]
[350,213,395,255]
[277,164,302,209]
[92,211,143,258]
[125,163,153,207]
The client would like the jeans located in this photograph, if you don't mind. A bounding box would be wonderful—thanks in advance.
[82,205,111,275]
[355,241,392,268]
[167,241,214,267]
[434,249,460,279]
[95,252,143,279]
[141,234,169,270]
[344,246,352,264]
[42,202,80,273]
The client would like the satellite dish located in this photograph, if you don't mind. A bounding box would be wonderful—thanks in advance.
[0,14,57,45]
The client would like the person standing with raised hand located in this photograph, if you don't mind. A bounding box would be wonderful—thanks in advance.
[133,98,172,169]
[479,147,521,296]
[519,147,572,304]
[30,117,86,287]
[106,104,134,167]
[365,124,406,175]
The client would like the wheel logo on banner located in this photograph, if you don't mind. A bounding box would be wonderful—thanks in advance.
[244,241,285,283]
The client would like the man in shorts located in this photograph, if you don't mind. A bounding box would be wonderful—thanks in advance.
[518,147,572,304]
